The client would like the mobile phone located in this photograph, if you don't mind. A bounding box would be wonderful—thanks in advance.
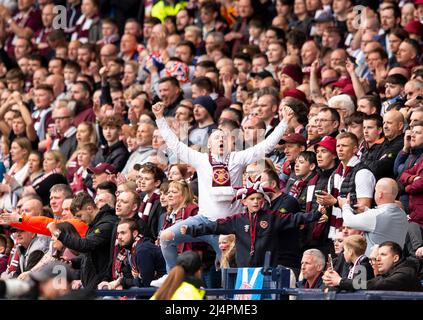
[315,190,326,196]
[350,192,358,207]
[327,254,333,270]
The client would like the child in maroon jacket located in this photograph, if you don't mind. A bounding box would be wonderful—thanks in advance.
[182,177,324,267]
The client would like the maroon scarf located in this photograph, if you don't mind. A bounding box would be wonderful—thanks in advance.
[5,247,21,276]
[209,152,231,187]
[138,192,160,223]
[112,235,143,280]
[288,179,307,199]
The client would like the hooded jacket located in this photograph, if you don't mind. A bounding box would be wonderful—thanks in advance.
[58,205,118,289]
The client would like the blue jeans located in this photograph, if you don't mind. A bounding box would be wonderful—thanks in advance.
[160,215,221,272]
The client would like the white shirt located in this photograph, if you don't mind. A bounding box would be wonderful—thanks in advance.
[156,117,288,220]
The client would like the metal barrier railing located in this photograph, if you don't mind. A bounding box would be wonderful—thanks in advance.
[96,287,423,300]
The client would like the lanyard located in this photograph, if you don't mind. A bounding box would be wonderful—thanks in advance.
[248,212,258,256]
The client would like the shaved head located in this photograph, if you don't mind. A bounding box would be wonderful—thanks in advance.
[383,110,404,140]
[376,178,398,199]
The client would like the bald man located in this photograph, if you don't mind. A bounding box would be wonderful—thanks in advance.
[371,110,405,179]
[339,178,408,255]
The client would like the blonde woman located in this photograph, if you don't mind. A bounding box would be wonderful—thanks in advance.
[160,180,198,254]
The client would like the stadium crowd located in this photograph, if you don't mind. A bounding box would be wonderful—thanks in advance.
[0,0,422,299]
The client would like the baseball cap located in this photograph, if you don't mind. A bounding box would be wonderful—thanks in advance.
[280,133,307,146]
[250,69,273,79]
[314,136,337,156]
[30,262,75,283]
[87,163,117,175]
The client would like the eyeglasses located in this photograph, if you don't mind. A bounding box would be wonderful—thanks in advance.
[316,119,335,123]
[53,116,71,121]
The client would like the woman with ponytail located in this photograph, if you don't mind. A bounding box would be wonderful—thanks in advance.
[151,251,205,300]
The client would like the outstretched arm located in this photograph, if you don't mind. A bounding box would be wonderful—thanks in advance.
[153,102,203,167]
[232,106,293,166]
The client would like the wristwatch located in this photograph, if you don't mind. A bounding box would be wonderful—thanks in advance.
[53,230,61,238]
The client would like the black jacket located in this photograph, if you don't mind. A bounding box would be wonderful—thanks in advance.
[138,192,163,241]
[363,134,404,180]
[264,193,301,269]
[338,256,374,291]
[92,140,130,172]
[340,258,422,292]
[187,208,321,267]
[59,205,118,290]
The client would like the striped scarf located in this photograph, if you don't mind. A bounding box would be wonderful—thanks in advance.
[138,190,160,223]
[288,179,307,199]
[5,247,21,276]
[303,175,327,240]
[112,235,143,280]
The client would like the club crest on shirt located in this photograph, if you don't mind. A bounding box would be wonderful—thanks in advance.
[213,168,230,185]
[259,220,268,229]
[244,225,250,232]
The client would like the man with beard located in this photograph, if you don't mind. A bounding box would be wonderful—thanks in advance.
[70,81,96,126]
[97,219,166,289]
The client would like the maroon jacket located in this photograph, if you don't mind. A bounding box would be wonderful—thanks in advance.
[73,103,96,126]
[161,203,198,253]
[399,157,423,227]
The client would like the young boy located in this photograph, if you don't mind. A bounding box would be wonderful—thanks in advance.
[70,143,98,195]
[92,115,130,172]
[289,151,318,211]
[137,163,166,241]
[63,61,81,94]
[181,177,323,267]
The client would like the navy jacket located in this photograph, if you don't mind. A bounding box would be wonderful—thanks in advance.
[187,208,321,267]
